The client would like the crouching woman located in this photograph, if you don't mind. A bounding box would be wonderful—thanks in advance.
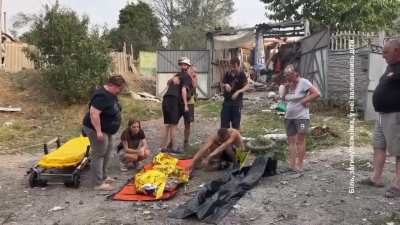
[118,119,150,171]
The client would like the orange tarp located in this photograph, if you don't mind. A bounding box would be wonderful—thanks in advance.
[112,159,193,201]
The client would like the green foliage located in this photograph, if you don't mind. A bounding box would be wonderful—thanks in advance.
[260,0,400,32]
[107,1,162,56]
[154,0,234,49]
[20,3,111,103]
[196,100,222,118]
[119,95,162,123]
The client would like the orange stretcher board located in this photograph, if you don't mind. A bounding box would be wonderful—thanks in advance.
[111,159,193,201]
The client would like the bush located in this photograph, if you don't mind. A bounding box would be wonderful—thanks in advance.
[21,3,111,103]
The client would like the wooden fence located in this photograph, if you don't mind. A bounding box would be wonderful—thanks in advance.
[4,42,34,73]
[110,51,136,75]
[2,41,135,75]
[330,31,378,50]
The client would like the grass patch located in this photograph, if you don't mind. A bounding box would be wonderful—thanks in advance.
[241,112,284,138]
[196,100,222,118]
[331,158,373,172]
[120,95,161,123]
[240,110,374,160]
[0,104,85,154]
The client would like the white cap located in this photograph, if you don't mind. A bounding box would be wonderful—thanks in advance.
[178,57,191,66]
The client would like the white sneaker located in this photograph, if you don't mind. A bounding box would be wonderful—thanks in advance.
[104,176,116,183]
[94,182,114,191]
[120,162,128,172]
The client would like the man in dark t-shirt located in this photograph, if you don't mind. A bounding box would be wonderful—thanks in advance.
[220,57,249,129]
[82,75,126,191]
[360,40,400,198]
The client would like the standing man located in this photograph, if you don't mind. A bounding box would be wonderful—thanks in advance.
[283,65,320,172]
[183,65,198,146]
[161,57,192,152]
[360,40,400,198]
[82,75,126,191]
[220,57,250,130]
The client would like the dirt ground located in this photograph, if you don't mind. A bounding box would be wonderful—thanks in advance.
[1,92,400,225]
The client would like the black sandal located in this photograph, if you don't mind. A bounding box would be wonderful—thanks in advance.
[358,178,385,188]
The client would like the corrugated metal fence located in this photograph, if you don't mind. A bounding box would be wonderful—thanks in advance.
[4,42,34,73]
[156,50,210,98]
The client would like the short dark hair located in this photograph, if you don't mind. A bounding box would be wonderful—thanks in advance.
[128,118,141,129]
[107,75,127,87]
[230,57,240,66]
[217,128,230,142]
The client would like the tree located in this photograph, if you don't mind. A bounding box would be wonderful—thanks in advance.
[107,1,162,56]
[260,0,400,32]
[16,3,111,103]
[153,0,234,49]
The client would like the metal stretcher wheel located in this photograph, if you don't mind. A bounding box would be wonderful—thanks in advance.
[29,171,47,187]
[64,173,80,188]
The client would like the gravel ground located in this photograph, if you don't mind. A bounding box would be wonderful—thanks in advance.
[1,93,400,225]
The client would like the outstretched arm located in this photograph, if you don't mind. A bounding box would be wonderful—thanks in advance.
[208,135,236,158]
[189,137,215,169]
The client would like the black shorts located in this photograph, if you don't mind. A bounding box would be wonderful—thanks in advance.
[182,104,195,124]
[220,104,242,129]
[162,96,181,125]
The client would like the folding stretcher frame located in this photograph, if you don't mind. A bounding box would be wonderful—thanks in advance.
[27,137,91,188]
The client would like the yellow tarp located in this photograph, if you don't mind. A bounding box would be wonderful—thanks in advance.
[135,153,189,199]
[38,136,90,169]
[235,148,250,169]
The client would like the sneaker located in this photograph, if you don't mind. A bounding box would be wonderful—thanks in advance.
[159,147,170,153]
[94,182,114,191]
[104,176,116,183]
[126,162,138,170]
[120,162,128,172]
[169,147,185,154]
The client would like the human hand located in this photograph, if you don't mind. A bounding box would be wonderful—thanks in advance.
[202,157,210,167]
[232,92,239,100]
[184,104,189,112]
[96,131,104,142]
[301,100,310,108]
[224,84,232,92]
[187,161,194,171]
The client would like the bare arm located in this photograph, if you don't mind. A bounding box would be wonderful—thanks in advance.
[90,106,102,133]
[192,137,215,166]
[122,140,140,154]
[141,139,149,149]
[209,135,236,158]
[192,75,198,88]
[238,136,245,150]
[235,81,250,95]
[182,87,188,108]
[301,86,320,105]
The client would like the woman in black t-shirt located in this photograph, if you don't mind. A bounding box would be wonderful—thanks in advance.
[118,119,150,171]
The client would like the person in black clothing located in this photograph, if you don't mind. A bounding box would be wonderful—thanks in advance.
[220,57,250,129]
[360,40,400,198]
[82,75,126,191]
[161,57,193,152]
[117,119,150,172]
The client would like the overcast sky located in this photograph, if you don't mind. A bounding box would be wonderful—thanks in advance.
[5,0,268,35]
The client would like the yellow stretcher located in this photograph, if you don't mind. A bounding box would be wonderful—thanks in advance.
[28,136,91,188]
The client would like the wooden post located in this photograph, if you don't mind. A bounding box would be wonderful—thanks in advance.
[3,11,5,33]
